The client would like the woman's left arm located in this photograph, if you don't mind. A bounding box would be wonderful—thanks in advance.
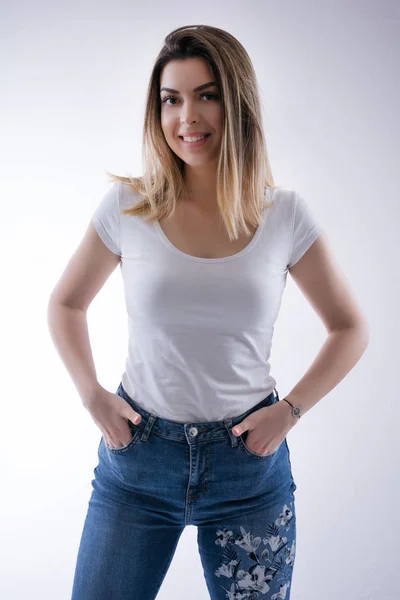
[282,231,370,426]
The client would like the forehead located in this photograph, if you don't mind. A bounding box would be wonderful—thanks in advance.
[160,58,215,89]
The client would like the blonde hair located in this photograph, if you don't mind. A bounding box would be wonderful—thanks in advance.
[106,24,280,241]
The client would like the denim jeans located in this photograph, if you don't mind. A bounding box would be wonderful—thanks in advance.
[71,382,297,599]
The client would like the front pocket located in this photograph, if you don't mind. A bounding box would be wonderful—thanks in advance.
[238,432,282,459]
[105,424,142,454]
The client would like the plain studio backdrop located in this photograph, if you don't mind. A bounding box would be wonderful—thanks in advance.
[1,2,398,599]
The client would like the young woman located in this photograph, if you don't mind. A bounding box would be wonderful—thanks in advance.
[48,24,369,600]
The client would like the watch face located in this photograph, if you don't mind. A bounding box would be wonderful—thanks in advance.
[293,406,301,417]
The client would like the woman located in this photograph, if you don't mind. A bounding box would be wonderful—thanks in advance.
[48,24,369,600]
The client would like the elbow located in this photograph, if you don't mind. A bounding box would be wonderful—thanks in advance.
[353,316,370,346]
[332,319,370,347]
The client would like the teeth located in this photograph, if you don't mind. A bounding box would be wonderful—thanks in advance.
[182,135,208,142]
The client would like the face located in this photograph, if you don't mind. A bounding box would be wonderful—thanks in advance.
[159,57,223,168]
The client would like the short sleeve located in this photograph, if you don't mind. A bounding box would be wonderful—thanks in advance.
[91,182,121,256]
[287,191,324,268]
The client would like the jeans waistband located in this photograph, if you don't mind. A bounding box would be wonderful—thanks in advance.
[117,382,280,445]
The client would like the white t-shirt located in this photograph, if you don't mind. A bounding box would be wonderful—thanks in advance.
[92,181,324,422]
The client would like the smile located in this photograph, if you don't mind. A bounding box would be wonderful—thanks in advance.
[179,134,211,147]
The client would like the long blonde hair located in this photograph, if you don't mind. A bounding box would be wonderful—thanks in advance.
[106,24,280,241]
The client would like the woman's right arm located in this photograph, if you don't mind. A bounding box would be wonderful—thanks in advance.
[48,216,142,448]
[47,220,121,406]
[47,302,101,405]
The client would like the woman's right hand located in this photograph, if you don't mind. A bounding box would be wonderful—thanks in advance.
[83,385,142,449]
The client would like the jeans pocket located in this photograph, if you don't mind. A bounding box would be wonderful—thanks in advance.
[238,431,283,459]
[105,423,142,454]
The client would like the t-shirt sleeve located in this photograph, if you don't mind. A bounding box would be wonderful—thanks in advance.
[287,191,324,269]
[91,182,121,256]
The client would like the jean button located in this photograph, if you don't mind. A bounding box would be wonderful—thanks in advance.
[189,426,198,437]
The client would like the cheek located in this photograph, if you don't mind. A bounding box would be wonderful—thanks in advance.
[161,116,175,139]
[210,108,223,133]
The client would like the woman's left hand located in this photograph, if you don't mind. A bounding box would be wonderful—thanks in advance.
[232,400,295,455]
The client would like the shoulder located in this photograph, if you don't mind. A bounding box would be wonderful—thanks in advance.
[267,186,296,206]
[265,186,297,223]
[269,187,320,225]
[119,180,144,211]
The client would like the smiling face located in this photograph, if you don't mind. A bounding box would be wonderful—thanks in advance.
[159,57,223,169]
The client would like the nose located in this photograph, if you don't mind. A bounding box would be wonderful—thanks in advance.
[180,100,200,126]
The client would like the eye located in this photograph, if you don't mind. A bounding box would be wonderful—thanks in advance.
[161,92,219,105]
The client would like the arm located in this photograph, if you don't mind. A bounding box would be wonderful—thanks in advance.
[47,220,121,405]
[281,231,370,426]
[47,303,101,403]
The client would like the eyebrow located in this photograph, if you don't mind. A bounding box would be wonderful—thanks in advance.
[160,81,217,94]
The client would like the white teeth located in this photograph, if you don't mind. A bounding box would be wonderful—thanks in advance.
[182,135,208,142]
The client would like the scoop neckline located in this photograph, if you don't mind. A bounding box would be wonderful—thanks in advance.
[154,204,268,263]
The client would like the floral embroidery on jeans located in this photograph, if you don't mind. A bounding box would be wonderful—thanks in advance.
[214,502,295,599]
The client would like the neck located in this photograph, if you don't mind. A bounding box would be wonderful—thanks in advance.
[182,164,218,211]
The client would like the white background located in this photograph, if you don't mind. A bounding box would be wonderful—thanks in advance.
[1,1,399,599]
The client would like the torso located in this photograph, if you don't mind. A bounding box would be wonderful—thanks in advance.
[157,201,259,260]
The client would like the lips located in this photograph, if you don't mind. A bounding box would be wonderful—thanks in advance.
[179,133,211,140]
[178,133,212,149]
[178,131,211,137]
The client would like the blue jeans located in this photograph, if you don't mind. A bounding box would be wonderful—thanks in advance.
[71,382,297,599]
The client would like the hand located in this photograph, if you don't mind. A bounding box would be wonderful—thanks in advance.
[232,401,295,456]
[83,385,142,449]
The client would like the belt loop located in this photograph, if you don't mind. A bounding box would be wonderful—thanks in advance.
[140,414,156,441]
[274,387,280,401]
[224,418,239,447]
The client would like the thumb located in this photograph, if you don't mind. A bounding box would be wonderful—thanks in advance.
[232,420,249,436]
[129,409,142,425]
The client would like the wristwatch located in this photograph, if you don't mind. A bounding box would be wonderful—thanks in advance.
[282,397,301,419]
